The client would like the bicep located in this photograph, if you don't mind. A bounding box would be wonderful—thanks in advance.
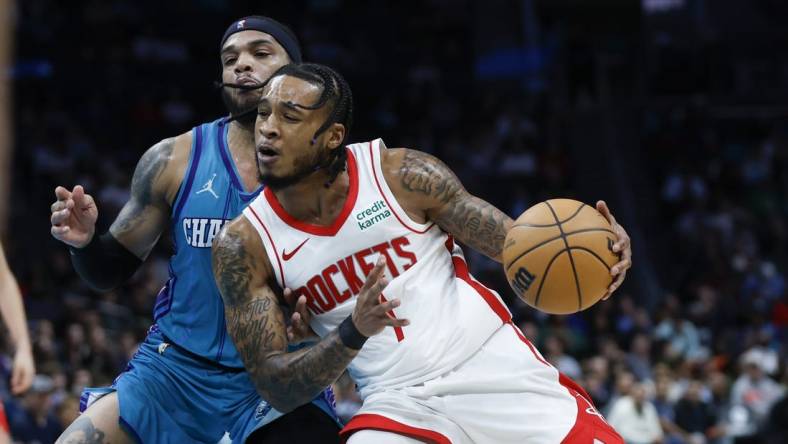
[109,138,176,259]
[385,148,513,261]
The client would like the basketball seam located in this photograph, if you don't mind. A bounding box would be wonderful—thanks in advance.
[567,246,615,309]
[567,247,613,272]
[504,227,617,272]
[545,201,583,312]
[533,249,567,308]
[511,201,587,228]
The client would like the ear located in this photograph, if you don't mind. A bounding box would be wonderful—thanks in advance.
[325,123,346,150]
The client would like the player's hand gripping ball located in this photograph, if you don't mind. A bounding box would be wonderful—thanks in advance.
[503,199,621,315]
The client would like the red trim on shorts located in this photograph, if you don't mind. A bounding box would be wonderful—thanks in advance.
[369,141,435,234]
[263,148,359,236]
[0,402,9,434]
[340,413,451,444]
[507,321,551,367]
[444,236,511,323]
[558,373,595,409]
[248,206,286,285]
[559,385,624,444]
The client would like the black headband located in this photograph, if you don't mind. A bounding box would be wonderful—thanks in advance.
[220,16,302,63]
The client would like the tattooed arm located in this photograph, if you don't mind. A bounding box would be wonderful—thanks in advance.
[109,134,191,259]
[382,146,512,262]
[213,217,405,411]
[50,134,191,291]
[213,218,356,412]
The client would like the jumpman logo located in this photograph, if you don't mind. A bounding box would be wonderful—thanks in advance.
[196,173,219,199]
[237,19,246,30]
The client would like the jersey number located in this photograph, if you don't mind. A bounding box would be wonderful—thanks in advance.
[379,293,404,342]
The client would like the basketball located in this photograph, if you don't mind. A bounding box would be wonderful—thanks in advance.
[503,199,620,315]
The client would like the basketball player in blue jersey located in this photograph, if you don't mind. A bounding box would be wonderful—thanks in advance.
[48,17,339,444]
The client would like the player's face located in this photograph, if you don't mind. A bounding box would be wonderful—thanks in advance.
[254,75,342,189]
[220,31,290,117]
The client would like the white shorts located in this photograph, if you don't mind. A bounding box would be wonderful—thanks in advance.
[340,323,623,444]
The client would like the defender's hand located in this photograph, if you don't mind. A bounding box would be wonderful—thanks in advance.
[10,345,35,395]
[597,200,632,299]
[351,258,409,337]
[50,185,98,248]
[284,288,318,343]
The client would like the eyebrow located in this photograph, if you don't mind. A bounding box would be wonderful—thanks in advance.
[221,39,275,55]
[257,99,306,113]
[282,101,304,112]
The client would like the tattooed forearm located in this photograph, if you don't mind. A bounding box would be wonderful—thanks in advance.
[225,297,356,412]
[398,150,513,261]
[213,223,358,412]
[56,415,108,443]
[437,194,512,261]
[111,138,174,237]
[232,300,356,412]
[212,228,255,307]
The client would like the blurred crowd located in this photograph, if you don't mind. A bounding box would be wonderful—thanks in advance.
[3,0,787,443]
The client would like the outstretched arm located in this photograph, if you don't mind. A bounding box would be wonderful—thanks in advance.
[212,217,406,412]
[0,242,34,394]
[382,147,631,293]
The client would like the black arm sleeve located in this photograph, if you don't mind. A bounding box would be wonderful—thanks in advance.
[69,232,143,292]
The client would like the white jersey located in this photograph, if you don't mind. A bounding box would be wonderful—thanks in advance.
[243,139,512,398]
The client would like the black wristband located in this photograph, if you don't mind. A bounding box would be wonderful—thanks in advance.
[338,315,368,350]
[69,232,142,292]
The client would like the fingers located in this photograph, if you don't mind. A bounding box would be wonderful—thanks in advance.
[360,258,387,293]
[283,287,295,306]
[50,207,72,226]
[611,257,632,277]
[604,250,631,300]
[51,225,71,237]
[603,269,627,300]
[374,298,410,326]
[10,361,34,395]
[72,185,85,204]
[612,225,630,254]
[295,295,310,321]
[596,200,616,224]
[54,186,71,201]
[52,186,74,219]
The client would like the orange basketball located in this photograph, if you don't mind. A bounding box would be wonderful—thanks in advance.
[502,199,620,315]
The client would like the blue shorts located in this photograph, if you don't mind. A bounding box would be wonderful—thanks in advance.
[80,328,339,443]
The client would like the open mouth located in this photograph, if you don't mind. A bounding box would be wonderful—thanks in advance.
[257,146,279,165]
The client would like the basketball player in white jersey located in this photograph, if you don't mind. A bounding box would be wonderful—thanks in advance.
[212,63,632,443]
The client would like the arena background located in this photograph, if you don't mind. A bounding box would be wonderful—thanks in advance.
[2,0,788,442]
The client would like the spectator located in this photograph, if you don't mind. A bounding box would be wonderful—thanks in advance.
[730,349,785,426]
[674,380,721,444]
[607,383,664,444]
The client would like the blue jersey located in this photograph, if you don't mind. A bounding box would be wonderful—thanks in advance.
[154,117,261,367]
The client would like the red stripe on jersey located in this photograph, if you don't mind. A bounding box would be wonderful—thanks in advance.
[379,293,404,342]
[263,148,360,236]
[248,206,285,286]
[340,414,451,444]
[369,141,435,234]
[444,236,511,323]
[507,321,551,367]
